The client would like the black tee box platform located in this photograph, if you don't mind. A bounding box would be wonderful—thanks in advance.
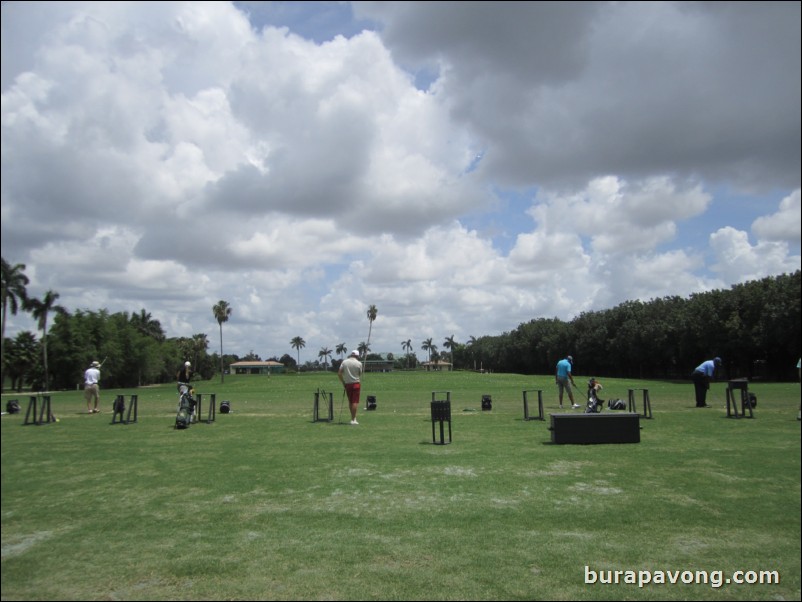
[549,412,641,444]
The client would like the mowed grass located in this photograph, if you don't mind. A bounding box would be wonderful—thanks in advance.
[1,371,800,601]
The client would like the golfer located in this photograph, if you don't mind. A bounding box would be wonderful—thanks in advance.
[556,355,579,409]
[691,357,721,407]
[176,361,195,418]
[338,350,363,425]
[84,360,101,413]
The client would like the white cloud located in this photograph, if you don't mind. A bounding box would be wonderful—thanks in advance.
[2,2,799,360]
[751,189,801,243]
[710,226,800,283]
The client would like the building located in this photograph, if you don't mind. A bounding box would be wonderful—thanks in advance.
[422,360,452,371]
[363,354,394,372]
[229,360,285,375]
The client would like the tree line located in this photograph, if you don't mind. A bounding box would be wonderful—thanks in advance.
[2,256,800,391]
[1,258,238,391]
[454,271,800,381]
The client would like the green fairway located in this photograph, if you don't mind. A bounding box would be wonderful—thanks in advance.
[2,371,800,601]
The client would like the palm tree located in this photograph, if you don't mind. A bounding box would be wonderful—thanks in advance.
[364,304,378,369]
[421,338,434,364]
[318,347,332,371]
[443,335,457,368]
[25,290,67,391]
[357,341,370,357]
[290,336,305,373]
[402,339,412,369]
[336,342,347,361]
[213,300,232,383]
[1,259,29,391]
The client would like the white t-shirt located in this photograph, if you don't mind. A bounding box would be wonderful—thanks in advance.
[84,367,100,385]
[339,357,362,384]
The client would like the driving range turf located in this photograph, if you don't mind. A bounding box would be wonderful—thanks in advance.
[2,370,800,600]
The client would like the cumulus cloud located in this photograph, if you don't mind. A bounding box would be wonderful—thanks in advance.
[2,1,799,359]
[751,189,801,243]
[710,226,800,284]
[357,1,801,190]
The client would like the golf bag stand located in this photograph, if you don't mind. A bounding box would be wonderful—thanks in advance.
[175,387,196,429]
[584,378,604,414]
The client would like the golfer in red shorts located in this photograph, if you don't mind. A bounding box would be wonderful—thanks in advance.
[338,350,363,425]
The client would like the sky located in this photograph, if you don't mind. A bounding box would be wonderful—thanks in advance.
[1,1,800,364]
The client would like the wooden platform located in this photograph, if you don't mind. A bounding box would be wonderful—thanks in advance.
[549,412,641,444]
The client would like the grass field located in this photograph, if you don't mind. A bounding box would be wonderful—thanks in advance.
[1,371,800,601]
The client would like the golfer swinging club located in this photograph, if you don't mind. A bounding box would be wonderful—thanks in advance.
[556,355,580,409]
[338,350,363,425]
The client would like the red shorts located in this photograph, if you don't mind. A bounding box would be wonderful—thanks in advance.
[345,382,361,405]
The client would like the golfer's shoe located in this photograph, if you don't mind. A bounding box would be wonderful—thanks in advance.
[571,404,580,409]
[350,419,359,425]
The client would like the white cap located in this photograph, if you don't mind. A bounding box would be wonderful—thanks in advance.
[185,361,191,367]
[350,350,360,357]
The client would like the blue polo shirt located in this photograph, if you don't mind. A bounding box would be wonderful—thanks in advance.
[694,360,717,377]
[556,358,573,379]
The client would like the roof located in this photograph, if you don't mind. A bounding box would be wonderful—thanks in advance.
[229,361,284,367]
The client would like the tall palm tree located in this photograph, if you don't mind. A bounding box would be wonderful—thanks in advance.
[402,339,412,369]
[1,259,29,391]
[421,338,434,363]
[443,335,457,368]
[213,300,232,383]
[318,347,332,371]
[25,290,67,391]
[336,342,347,361]
[290,336,305,374]
[364,304,378,369]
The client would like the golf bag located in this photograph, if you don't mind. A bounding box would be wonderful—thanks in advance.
[6,399,21,414]
[584,378,604,414]
[607,398,627,410]
[113,396,126,420]
[175,387,197,429]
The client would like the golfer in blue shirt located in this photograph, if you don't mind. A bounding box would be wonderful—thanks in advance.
[691,357,721,407]
[556,355,579,409]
